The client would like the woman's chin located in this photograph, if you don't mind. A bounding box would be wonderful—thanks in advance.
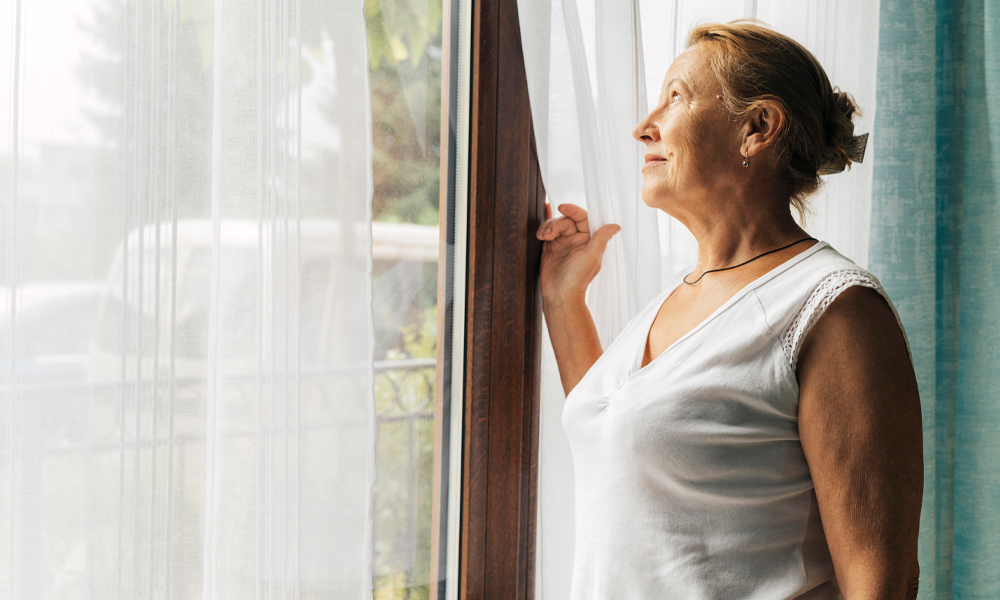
[640,183,672,210]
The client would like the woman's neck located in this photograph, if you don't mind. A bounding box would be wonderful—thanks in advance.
[683,196,809,272]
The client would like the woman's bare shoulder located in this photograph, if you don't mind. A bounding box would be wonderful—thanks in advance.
[796,284,912,383]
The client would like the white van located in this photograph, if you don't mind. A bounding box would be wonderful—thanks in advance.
[88,219,439,384]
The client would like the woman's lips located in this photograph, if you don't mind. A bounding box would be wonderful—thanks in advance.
[642,156,667,171]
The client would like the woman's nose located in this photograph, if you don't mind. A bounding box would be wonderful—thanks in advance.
[632,116,658,143]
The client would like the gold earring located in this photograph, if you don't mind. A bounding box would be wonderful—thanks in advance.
[742,152,750,168]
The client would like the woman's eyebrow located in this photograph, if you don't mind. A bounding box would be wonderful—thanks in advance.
[667,77,692,91]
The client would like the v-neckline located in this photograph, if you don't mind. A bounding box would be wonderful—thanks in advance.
[627,240,828,378]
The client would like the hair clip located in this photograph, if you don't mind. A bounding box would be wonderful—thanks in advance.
[817,132,869,175]
[847,132,869,164]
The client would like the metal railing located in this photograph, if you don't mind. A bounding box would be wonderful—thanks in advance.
[371,357,437,599]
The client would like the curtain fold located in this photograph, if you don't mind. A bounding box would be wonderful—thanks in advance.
[870,0,1000,597]
[0,0,376,597]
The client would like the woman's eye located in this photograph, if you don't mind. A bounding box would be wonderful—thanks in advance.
[670,91,681,103]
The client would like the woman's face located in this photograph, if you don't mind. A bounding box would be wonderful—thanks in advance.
[632,43,745,217]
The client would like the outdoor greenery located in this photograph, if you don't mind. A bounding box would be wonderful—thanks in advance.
[366,0,444,591]
[373,306,439,599]
[366,0,444,227]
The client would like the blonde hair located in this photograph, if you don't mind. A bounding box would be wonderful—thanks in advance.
[687,20,864,219]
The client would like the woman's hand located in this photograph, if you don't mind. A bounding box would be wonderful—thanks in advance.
[535,203,621,304]
[535,203,619,395]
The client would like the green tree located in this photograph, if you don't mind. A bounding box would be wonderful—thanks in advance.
[364,0,443,226]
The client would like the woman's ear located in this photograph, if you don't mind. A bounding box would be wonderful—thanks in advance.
[742,102,786,158]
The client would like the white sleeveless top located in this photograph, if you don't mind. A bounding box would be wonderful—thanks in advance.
[562,241,911,600]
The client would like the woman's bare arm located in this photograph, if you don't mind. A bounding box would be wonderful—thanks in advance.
[542,291,603,395]
[535,203,620,395]
[797,286,923,600]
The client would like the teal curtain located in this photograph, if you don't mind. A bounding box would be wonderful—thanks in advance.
[871,0,1000,597]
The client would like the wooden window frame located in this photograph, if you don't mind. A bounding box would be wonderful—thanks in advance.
[441,0,546,596]
[428,0,544,596]
[462,0,546,594]
[460,0,545,592]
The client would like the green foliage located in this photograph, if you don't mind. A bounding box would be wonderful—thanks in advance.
[366,0,443,226]
[375,572,430,600]
[403,305,438,359]
[365,0,443,70]
[365,2,444,593]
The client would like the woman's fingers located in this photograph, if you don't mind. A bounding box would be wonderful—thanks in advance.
[535,203,593,240]
[557,203,590,233]
[536,214,580,240]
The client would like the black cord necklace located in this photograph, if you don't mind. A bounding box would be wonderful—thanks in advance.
[683,237,817,285]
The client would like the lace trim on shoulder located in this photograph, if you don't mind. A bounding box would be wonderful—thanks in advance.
[780,268,912,373]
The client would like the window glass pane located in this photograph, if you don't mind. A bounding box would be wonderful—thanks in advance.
[365,0,468,597]
[0,0,469,594]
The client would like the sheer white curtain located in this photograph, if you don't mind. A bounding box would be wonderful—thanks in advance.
[517,1,881,597]
[0,0,375,597]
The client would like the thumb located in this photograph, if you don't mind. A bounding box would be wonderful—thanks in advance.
[587,224,621,259]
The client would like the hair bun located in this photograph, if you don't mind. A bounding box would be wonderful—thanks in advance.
[818,89,867,175]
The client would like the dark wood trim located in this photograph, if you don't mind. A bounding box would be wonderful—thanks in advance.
[460,0,545,596]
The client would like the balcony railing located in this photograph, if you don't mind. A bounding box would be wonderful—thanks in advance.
[371,357,437,598]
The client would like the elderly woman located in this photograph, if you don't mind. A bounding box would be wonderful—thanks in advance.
[535,21,923,600]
